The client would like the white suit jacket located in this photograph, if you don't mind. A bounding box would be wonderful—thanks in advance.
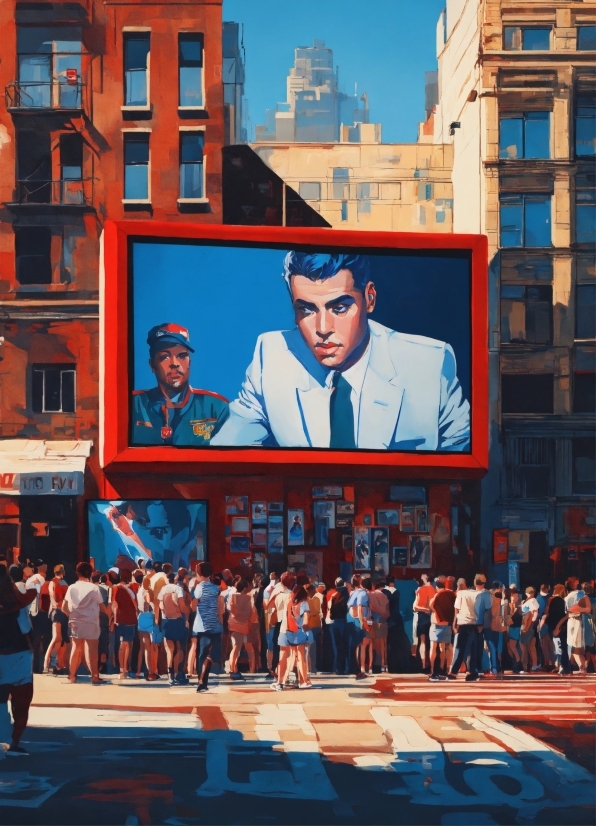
[211,320,470,451]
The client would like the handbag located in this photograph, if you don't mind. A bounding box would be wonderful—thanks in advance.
[138,611,154,632]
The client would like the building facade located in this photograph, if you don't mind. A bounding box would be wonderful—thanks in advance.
[0,0,227,572]
[429,0,596,585]
[250,140,454,232]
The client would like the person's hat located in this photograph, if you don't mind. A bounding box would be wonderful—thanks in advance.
[147,323,195,356]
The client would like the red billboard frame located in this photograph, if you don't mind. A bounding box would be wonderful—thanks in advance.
[102,221,488,479]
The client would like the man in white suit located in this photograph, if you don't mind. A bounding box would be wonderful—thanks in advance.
[211,252,470,451]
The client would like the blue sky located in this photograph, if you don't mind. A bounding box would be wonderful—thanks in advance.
[223,0,446,143]
[132,242,470,403]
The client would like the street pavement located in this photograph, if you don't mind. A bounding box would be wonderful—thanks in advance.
[0,672,594,825]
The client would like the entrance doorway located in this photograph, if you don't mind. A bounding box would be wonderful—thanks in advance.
[19,496,78,580]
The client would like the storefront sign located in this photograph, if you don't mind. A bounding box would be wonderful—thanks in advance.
[508,530,529,563]
[493,529,508,564]
[0,471,84,495]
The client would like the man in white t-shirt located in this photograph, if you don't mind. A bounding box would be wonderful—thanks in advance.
[62,561,108,685]
[448,579,479,681]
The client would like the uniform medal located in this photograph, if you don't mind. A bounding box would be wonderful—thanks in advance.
[161,426,173,440]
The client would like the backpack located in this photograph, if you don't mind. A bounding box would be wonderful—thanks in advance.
[286,598,301,633]
[330,588,348,620]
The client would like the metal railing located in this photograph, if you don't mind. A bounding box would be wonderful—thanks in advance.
[15,179,93,206]
[6,80,84,110]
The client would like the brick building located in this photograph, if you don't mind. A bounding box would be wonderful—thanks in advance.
[0,0,226,572]
[428,0,596,585]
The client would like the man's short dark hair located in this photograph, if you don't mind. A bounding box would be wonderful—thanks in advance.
[9,564,23,583]
[282,252,371,294]
[76,561,93,579]
[197,561,213,578]
[162,563,173,575]
[435,579,445,590]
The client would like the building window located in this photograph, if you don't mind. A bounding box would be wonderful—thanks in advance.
[332,168,350,200]
[500,194,551,247]
[503,27,551,51]
[340,201,348,221]
[501,373,554,413]
[501,285,552,344]
[179,132,204,199]
[179,34,203,107]
[124,133,149,200]
[504,437,554,498]
[577,26,596,51]
[17,27,83,109]
[499,112,550,159]
[32,365,76,413]
[576,284,596,340]
[60,133,83,204]
[15,226,52,285]
[357,182,379,200]
[575,94,596,157]
[576,176,596,243]
[299,182,321,200]
[124,33,150,106]
[572,438,596,495]
[574,372,596,413]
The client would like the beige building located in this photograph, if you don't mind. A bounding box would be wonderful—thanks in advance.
[428,0,596,582]
[251,139,454,232]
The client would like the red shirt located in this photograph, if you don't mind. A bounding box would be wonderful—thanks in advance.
[114,584,138,626]
[431,590,456,624]
[415,583,436,612]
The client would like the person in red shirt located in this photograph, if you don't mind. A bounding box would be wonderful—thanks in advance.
[111,569,138,679]
[412,574,436,671]
[43,565,70,675]
[428,576,457,680]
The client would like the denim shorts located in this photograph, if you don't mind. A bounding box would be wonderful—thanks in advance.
[116,624,136,643]
[163,616,188,643]
[430,624,452,644]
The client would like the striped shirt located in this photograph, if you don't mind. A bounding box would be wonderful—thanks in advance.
[193,580,222,634]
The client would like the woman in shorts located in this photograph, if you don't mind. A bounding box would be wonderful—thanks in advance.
[507,586,523,674]
[43,565,70,675]
[228,579,256,680]
[271,583,311,691]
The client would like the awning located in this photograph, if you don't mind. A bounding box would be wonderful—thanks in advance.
[0,439,92,495]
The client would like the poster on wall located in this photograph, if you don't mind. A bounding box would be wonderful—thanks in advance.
[408,534,432,568]
[312,486,343,498]
[401,506,415,531]
[287,509,305,545]
[392,546,408,567]
[225,496,248,515]
[493,529,508,564]
[268,502,283,514]
[252,552,267,574]
[353,526,371,571]
[230,535,250,553]
[268,533,284,554]
[251,502,267,524]
[314,516,329,546]
[508,530,529,563]
[252,528,267,547]
[313,500,335,529]
[415,506,428,533]
[377,509,399,526]
[288,551,323,582]
[231,516,250,534]
[128,243,472,455]
[88,500,207,572]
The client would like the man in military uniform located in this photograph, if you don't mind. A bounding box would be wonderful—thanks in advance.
[132,323,228,446]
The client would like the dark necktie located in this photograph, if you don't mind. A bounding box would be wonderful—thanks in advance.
[330,372,356,449]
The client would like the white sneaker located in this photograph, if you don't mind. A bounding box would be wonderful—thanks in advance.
[270,682,283,691]
[299,682,313,689]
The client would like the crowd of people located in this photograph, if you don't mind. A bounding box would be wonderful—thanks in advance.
[1,553,595,754]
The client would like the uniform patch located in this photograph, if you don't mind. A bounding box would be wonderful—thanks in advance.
[136,421,153,427]
[191,419,216,439]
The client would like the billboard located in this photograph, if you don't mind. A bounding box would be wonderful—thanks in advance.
[102,223,488,476]
[87,499,207,572]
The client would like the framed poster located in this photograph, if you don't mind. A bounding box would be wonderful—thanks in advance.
[371,527,389,575]
[268,515,283,533]
[312,486,343,499]
[287,509,305,545]
[377,509,399,526]
[336,515,353,529]
[252,528,267,547]
[314,516,329,546]
[493,529,508,564]
[363,513,373,526]
[342,531,353,553]
[251,501,267,524]
[508,530,529,563]
[415,506,427,533]
[401,506,415,531]
[392,546,408,567]
[268,532,284,554]
[313,499,335,529]
[253,552,267,574]
[225,495,248,515]
[231,516,250,533]
[336,501,355,516]
[353,526,371,571]
[230,535,250,553]
[268,502,283,514]
[408,534,431,568]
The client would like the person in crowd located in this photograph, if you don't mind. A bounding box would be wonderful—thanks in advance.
[305,584,323,674]
[327,577,350,675]
[347,574,369,679]
[370,580,389,673]
[472,574,492,676]
[448,578,479,681]
[543,583,570,674]
[536,584,554,670]
[9,565,33,641]
[92,571,111,674]
[412,574,436,672]
[520,587,540,673]
[357,576,375,676]
[43,565,70,676]
[251,574,267,672]
[26,560,50,674]
[193,562,225,693]
[485,582,508,676]
[159,571,190,685]
[271,582,311,691]
[428,576,456,681]
[584,582,596,672]
[62,562,108,685]
[566,580,592,676]
[507,586,524,674]
[134,572,153,679]
[381,576,403,673]
[228,579,256,680]
[265,571,290,676]
[111,568,139,680]
[0,562,38,755]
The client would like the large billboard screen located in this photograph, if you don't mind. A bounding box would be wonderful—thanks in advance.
[102,223,488,476]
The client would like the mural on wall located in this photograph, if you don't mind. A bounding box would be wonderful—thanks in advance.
[130,242,471,452]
